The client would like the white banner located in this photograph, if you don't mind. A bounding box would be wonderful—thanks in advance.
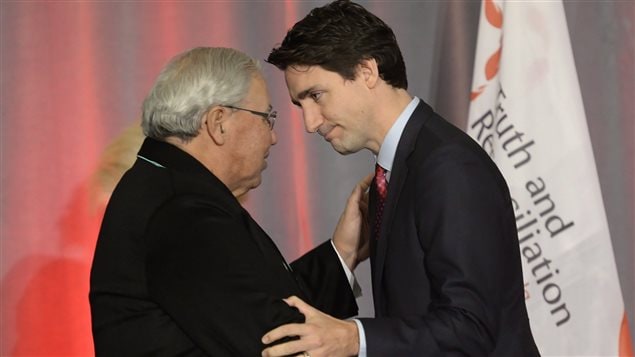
[467,0,632,355]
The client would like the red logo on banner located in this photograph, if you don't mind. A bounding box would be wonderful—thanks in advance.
[470,0,503,101]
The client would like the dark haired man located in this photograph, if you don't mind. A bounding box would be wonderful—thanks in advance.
[262,1,540,356]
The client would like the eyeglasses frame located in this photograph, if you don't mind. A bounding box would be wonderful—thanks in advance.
[222,105,276,130]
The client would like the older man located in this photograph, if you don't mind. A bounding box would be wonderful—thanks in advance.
[89,47,366,356]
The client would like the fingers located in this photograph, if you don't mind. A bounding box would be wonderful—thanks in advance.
[348,173,373,209]
[261,310,319,357]
[359,173,373,192]
[262,322,307,345]
[352,173,373,196]
[261,337,307,357]
[355,173,372,205]
[263,297,312,345]
[283,295,304,306]
[283,296,314,316]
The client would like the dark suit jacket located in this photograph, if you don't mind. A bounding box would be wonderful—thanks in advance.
[89,138,357,356]
[360,101,540,356]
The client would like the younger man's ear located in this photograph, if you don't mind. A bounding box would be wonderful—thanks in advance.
[358,58,380,88]
[203,106,226,145]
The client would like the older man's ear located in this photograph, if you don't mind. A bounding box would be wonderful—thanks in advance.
[205,106,227,145]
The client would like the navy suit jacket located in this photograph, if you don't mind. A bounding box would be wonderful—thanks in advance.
[90,138,357,356]
[360,101,540,356]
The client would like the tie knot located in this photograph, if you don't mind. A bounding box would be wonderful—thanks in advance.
[374,164,388,200]
[375,163,387,179]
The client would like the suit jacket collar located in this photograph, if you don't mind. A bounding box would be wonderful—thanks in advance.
[376,97,421,172]
[138,137,215,178]
[371,101,435,304]
[137,137,236,199]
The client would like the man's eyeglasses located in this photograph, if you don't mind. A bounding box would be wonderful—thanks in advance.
[222,105,277,130]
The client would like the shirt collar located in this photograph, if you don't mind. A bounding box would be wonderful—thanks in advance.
[376,96,420,173]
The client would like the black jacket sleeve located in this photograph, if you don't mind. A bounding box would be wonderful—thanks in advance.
[291,240,358,319]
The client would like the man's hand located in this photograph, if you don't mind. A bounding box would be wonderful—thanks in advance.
[261,296,359,357]
[333,174,373,270]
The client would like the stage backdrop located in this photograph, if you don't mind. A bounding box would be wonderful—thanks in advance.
[1,1,633,356]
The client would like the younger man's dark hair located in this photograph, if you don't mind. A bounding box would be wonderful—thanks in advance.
[267,0,408,89]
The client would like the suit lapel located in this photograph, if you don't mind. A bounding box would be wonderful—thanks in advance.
[241,210,312,301]
[372,102,433,307]
[242,211,293,274]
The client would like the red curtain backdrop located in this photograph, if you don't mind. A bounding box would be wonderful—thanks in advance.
[1,1,632,356]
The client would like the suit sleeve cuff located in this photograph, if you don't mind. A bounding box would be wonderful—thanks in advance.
[330,240,362,298]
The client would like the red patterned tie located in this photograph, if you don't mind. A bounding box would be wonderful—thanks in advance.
[374,163,388,239]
